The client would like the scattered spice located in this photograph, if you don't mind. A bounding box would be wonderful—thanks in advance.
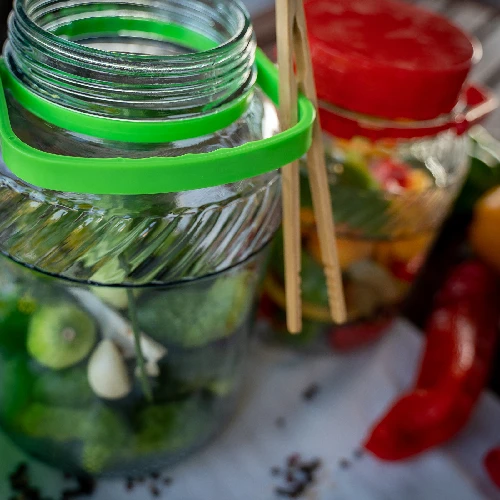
[302,383,320,402]
[272,454,322,498]
[61,474,96,499]
[8,463,95,500]
[287,454,300,467]
[126,477,135,491]
[8,461,180,499]
[124,473,174,497]
[353,448,364,460]
[9,462,49,499]
[275,483,306,498]
[275,417,286,428]
[9,463,31,493]
[300,458,321,484]
[338,458,351,469]
[271,466,281,476]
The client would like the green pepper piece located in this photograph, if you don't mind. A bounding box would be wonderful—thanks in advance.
[330,185,390,238]
[301,251,330,307]
[298,170,389,238]
[341,154,379,190]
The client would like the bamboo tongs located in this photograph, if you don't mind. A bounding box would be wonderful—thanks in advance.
[276,0,347,333]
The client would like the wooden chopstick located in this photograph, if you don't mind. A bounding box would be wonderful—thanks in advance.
[276,0,346,332]
[293,0,347,323]
[276,0,302,333]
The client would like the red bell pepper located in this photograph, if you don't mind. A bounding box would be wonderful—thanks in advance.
[371,158,412,191]
[365,260,499,461]
[485,446,500,489]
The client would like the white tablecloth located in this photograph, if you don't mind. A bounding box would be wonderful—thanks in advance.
[1,319,500,499]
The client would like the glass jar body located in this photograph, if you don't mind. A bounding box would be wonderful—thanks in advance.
[0,253,268,476]
[0,0,282,476]
[263,119,469,352]
[0,131,280,477]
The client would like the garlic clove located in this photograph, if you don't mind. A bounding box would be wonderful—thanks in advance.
[135,360,160,378]
[70,289,167,369]
[129,328,167,365]
[88,340,132,400]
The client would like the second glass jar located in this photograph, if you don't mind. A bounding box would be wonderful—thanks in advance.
[261,0,489,351]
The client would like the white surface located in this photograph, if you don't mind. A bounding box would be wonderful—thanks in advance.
[1,319,500,499]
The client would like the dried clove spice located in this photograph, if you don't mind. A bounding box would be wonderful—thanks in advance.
[8,463,95,500]
[270,466,281,476]
[60,474,96,499]
[302,383,320,402]
[124,473,174,497]
[275,417,286,428]
[272,454,322,498]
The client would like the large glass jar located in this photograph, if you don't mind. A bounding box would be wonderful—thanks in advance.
[261,0,495,351]
[0,0,284,477]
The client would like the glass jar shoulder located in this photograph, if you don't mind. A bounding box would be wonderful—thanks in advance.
[0,89,281,285]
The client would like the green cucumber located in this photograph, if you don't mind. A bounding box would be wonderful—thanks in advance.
[138,271,253,348]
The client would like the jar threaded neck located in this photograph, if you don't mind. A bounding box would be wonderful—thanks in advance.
[5,0,256,119]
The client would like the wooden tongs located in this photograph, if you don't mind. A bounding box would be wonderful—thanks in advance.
[276,0,346,332]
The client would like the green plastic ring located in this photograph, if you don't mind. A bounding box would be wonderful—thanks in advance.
[0,21,315,195]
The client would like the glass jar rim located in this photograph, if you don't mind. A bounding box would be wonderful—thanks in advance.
[14,0,252,65]
[6,0,256,119]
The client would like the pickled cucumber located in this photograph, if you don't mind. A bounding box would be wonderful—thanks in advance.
[27,304,97,370]
[138,271,253,347]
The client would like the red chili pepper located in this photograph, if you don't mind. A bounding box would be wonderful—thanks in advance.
[416,301,476,390]
[365,260,499,461]
[485,447,500,489]
[435,260,497,305]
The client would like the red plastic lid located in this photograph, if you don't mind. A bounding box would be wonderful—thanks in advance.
[318,83,498,140]
[305,0,476,121]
